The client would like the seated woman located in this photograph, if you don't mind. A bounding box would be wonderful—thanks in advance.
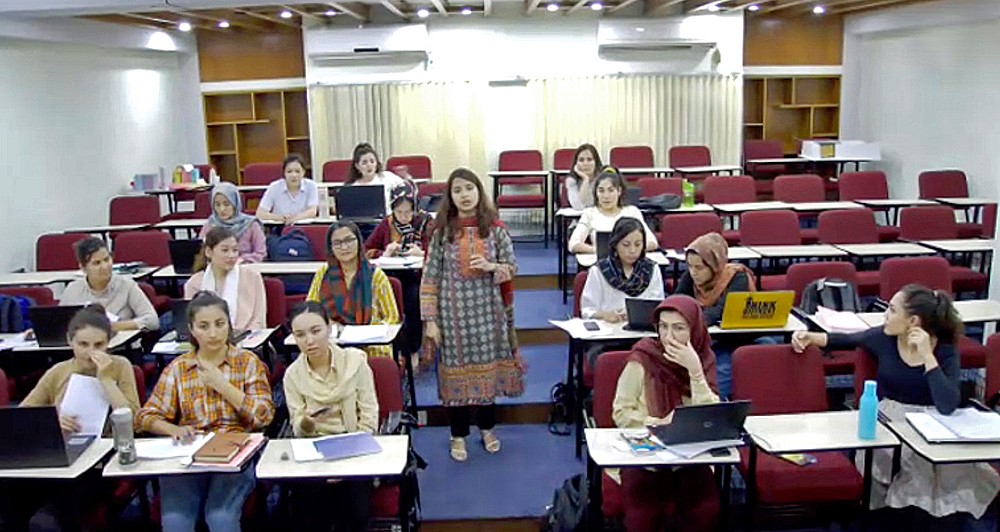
[0,305,140,531]
[612,295,720,532]
[283,302,378,531]
[184,227,267,331]
[344,142,405,215]
[793,284,999,528]
[61,237,159,333]
[256,153,319,225]
[136,292,275,532]
[564,143,601,211]
[199,182,266,263]
[364,182,433,259]
[307,221,400,358]
[567,167,657,254]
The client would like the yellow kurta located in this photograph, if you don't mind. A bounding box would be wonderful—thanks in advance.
[307,265,400,358]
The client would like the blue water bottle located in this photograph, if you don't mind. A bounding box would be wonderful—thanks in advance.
[858,380,878,440]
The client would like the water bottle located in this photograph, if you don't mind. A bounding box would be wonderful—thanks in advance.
[681,179,695,208]
[110,407,137,465]
[857,380,878,441]
[317,186,330,217]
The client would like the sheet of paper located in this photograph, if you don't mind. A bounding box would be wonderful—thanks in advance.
[152,341,186,354]
[927,408,1000,440]
[374,256,421,267]
[815,306,868,333]
[663,439,743,459]
[549,319,613,339]
[135,433,214,459]
[290,438,324,462]
[58,374,110,436]
[906,412,956,441]
[338,324,390,343]
[0,331,34,349]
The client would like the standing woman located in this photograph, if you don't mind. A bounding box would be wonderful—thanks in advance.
[136,292,275,532]
[344,142,405,214]
[185,227,267,332]
[307,221,400,358]
[564,143,602,210]
[199,182,266,264]
[567,168,657,254]
[256,153,319,225]
[421,168,524,462]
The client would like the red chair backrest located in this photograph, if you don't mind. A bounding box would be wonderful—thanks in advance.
[636,178,682,198]
[982,203,998,239]
[658,213,723,250]
[593,350,633,428]
[0,287,56,306]
[732,344,827,415]
[110,196,161,226]
[553,148,577,171]
[386,155,432,181]
[898,206,959,241]
[610,146,654,169]
[878,257,951,300]
[36,233,87,271]
[853,347,879,405]
[669,145,711,168]
[786,262,859,305]
[0,368,9,406]
[244,163,284,186]
[282,225,330,261]
[773,174,825,203]
[572,271,588,318]
[498,150,543,172]
[132,365,147,404]
[193,192,214,218]
[986,334,1000,402]
[194,164,215,180]
[368,357,404,426]
[113,231,171,267]
[419,182,446,198]
[838,171,889,201]
[263,277,287,329]
[739,210,801,246]
[387,277,403,322]
[136,281,159,309]
[322,160,353,183]
[743,140,783,161]
[703,175,756,204]
[818,209,879,244]
[918,169,969,199]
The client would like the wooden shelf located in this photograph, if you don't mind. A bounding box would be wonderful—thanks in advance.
[286,136,309,141]
[745,123,764,127]
[206,119,270,126]
[209,150,236,156]
[776,103,839,110]
[744,75,841,154]
[812,132,838,137]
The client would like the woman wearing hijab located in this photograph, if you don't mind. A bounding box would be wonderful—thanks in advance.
[612,295,720,532]
[199,182,267,263]
[307,221,400,358]
[364,182,433,259]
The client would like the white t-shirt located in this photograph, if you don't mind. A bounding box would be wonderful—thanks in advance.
[350,171,405,213]
[567,205,658,252]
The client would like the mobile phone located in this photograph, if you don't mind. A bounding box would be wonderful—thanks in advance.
[710,448,730,457]
[583,321,601,332]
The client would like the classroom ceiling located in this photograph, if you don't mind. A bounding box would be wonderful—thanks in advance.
[0,0,939,26]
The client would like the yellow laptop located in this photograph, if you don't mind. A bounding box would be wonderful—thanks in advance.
[719,291,795,330]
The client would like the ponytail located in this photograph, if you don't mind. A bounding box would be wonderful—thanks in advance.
[901,284,963,344]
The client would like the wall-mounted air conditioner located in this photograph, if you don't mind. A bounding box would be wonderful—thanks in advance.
[307,24,429,66]
[597,19,717,61]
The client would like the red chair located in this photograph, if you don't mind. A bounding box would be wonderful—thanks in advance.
[113,231,171,267]
[981,203,997,238]
[282,225,330,261]
[837,171,899,243]
[610,146,654,181]
[816,209,880,296]
[918,169,981,238]
[109,196,162,226]
[739,210,800,246]
[418,181,446,198]
[0,286,55,306]
[0,368,10,406]
[636,178,682,198]
[367,356,414,525]
[772,174,825,243]
[244,162,284,186]
[36,233,87,271]
[386,155,432,181]
[986,334,1000,402]
[786,262,861,374]
[138,282,171,316]
[592,350,635,520]
[263,278,287,329]
[322,159,353,183]
[658,212,723,250]
[669,145,713,191]
[553,148,576,171]
[743,140,788,196]
[703,175,756,205]
[733,344,863,519]
[495,150,548,243]
[898,207,988,295]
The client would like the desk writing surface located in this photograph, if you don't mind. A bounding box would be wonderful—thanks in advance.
[0,271,77,287]
[748,245,847,258]
[834,243,934,257]
[247,262,325,276]
[255,436,409,480]
[154,218,208,229]
[64,224,150,234]
[746,157,808,165]
[556,208,583,219]
[712,201,789,213]
[918,239,995,253]
[2,330,139,353]
[860,300,1000,327]
[616,167,674,174]
[664,247,761,262]
[854,199,936,208]
[151,265,188,280]
[800,155,879,163]
[488,170,550,177]
[672,164,742,174]
[884,418,1000,464]
[103,436,264,477]
[551,319,657,342]
[934,197,996,207]
[707,315,807,335]
[283,324,402,347]
[0,439,113,479]
[585,429,740,467]
[787,202,865,212]
[744,412,898,454]
[576,252,669,269]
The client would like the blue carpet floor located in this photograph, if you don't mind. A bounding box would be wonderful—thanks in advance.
[514,288,572,329]
[415,343,566,407]
[513,241,559,276]
[412,423,583,520]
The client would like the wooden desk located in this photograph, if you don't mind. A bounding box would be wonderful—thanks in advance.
[282,324,404,348]
[672,164,742,176]
[152,328,277,358]
[1,330,140,353]
[664,247,761,262]
[255,435,409,480]
[371,256,424,271]
[883,416,1000,465]
[246,262,324,276]
[712,201,790,214]
[0,439,114,479]
[154,218,208,239]
[834,242,934,258]
[103,436,263,477]
[918,239,995,253]
[145,186,211,213]
[860,299,1000,327]
[616,167,674,177]
[933,197,996,227]
[787,201,865,213]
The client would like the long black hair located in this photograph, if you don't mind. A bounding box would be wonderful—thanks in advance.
[287,301,331,328]
[591,166,627,208]
[67,304,112,340]
[567,143,602,184]
[900,284,963,344]
[434,168,497,243]
[346,143,382,185]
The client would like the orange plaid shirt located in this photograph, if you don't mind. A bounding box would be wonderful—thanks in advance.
[137,348,275,434]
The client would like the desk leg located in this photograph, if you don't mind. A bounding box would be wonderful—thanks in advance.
[574,340,585,459]
[395,338,417,416]
[559,218,569,304]
[861,448,875,531]
[719,463,732,532]
[587,454,604,530]
[745,445,758,532]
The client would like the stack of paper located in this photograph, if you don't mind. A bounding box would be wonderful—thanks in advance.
[814,306,869,333]
[59,374,110,436]
[906,407,1000,442]
[135,433,214,459]
[0,331,34,349]
[374,256,421,268]
[338,325,390,343]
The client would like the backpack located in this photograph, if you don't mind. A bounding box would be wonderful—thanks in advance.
[548,382,572,436]
[267,230,315,262]
[0,295,32,333]
[800,278,862,314]
[542,473,588,532]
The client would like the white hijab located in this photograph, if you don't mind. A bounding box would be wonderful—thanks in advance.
[202,264,241,326]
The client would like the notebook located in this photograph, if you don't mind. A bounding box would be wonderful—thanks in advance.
[193,432,254,464]
[719,291,795,330]
[312,432,383,461]
[906,408,1000,443]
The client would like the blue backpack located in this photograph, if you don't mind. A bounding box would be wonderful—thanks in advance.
[267,230,315,262]
[0,295,33,333]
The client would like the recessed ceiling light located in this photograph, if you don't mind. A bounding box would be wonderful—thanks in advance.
[325,9,337,16]
[707,3,721,11]
[635,27,645,32]
[547,3,559,11]
[177,21,192,32]
[812,4,825,13]
[417,7,430,17]
[217,20,230,28]
[280,10,293,19]
[747,4,760,11]
[460,6,472,14]
[590,1,603,10]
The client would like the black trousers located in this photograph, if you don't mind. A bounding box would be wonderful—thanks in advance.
[289,478,374,532]
[449,404,496,438]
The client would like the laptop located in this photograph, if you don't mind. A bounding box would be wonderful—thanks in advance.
[28,305,85,348]
[0,406,95,469]
[648,401,751,446]
[335,185,385,221]
[624,187,642,206]
[719,291,795,330]
[622,297,661,332]
[169,239,202,275]
[595,231,611,260]
[173,299,250,344]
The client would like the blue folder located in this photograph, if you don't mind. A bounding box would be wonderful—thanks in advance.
[312,432,383,461]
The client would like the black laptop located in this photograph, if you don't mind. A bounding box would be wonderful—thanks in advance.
[622,297,660,332]
[335,185,385,221]
[624,187,642,206]
[0,406,95,469]
[595,231,611,261]
[172,299,249,344]
[168,239,202,275]
[648,401,751,446]
[28,305,85,348]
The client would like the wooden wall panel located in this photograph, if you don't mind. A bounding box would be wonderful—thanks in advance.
[197,29,305,82]
[744,15,844,66]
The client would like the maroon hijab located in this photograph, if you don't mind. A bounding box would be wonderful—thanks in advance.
[626,295,718,418]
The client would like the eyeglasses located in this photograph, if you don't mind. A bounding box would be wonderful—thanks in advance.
[330,237,357,249]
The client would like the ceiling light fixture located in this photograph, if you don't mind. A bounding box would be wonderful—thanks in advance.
[217,20,230,28]
[325,9,337,16]
[280,10,293,19]
[812,4,825,13]
[178,21,192,32]
[706,3,721,11]
[635,27,645,32]
[747,4,760,11]
[461,6,473,14]
[590,1,603,10]
[547,3,559,11]
[417,7,430,17]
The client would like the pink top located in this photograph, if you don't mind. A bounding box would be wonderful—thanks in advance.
[184,266,267,331]
[199,221,267,264]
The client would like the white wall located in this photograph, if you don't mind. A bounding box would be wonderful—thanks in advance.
[0,20,205,271]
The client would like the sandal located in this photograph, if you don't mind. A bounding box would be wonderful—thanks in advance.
[449,437,467,462]
[481,430,501,454]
